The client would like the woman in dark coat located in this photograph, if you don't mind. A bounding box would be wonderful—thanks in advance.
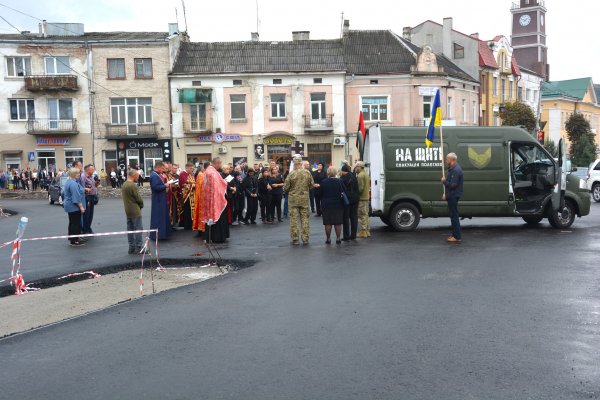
[258,170,272,224]
[268,166,284,223]
[319,166,346,244]
[242,169,259,224]
[340,164,360,241]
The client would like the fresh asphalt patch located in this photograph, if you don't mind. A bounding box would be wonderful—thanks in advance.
[0,257,255,298]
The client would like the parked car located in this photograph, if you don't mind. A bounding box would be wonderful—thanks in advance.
[48,176,67,206]
[586,159,600,202]
[570,167,589,182]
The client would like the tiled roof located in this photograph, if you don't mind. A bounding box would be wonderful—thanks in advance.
[0,32,170,42]
[478,41,498,69]
[511,56,521,76]
[172,30,478,82]
[542,82,579,100]
[594,84,600,103]
[542,78,592,100]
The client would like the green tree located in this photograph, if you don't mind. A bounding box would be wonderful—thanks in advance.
[565,112,591,143]
[497,101,537,132]
[566,113,597,166]
[544,139,558,158]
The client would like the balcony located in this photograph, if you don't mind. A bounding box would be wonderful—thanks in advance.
[182,118,213,133]
[26,118,78,135]
[104,123,158,139]
[302,114,334,134]
[25,75,78,91]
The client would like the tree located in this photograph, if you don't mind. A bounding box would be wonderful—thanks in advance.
[497,101,537,132]
[566,113,597,166]
[544,139,558,158]
[565,112,591,143]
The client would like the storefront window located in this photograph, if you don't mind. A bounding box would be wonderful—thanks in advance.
[144,149,163,175]
[307,144,331,168]
[64,149,83,168]
[126,149,139,169]
[37,150,56,170]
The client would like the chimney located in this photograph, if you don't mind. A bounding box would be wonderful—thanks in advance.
[343,20,350,37]
[402,27,411,41]
[470,33,479,39]
[168,23,179,36]
[442,17,453,57]
[251,32,259,41]
[38,23,42,37]
[292,31,310,41]
[42,20,47,37]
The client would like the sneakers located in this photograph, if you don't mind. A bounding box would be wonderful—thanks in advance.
[290,239,300,245]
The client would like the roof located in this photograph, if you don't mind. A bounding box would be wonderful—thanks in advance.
[478,41,498,69]
[594,84,600,103]
[172,30,478,82]
[0,32,170,42]
[511,56,521,76]
[410,20,479,42]
[542,78,593,100]
[542,82,579,100]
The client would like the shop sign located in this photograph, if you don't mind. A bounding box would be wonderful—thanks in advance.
[117,139,172,164]
[265,137,293,144]
[419,87,438,96]
[37,137,70,146]
[195,134,243,143]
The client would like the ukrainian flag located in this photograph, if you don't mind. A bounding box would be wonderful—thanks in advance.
[425,89,442,149]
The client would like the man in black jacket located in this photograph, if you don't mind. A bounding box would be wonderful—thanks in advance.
[312,162,328,217]
[242,169,259,224]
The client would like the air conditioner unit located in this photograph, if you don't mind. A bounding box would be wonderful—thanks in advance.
[217,146,228,154]
[333,137,346,146]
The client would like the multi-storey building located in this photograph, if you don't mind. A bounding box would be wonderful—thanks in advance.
[517,66,544,117]
[510,0,549,81]
[541,78,600,150]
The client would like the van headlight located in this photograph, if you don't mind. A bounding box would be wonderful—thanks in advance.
[579,179,587,189]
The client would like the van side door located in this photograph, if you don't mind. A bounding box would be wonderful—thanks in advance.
[551,138,567,210]
[368,124,385,212]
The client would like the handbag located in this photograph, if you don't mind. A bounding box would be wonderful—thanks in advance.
[339,179,349,206]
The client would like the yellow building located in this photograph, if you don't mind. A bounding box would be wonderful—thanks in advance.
[541,77,600,152]
[479,36,521,126]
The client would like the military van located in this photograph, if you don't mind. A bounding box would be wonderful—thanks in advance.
[365,125,591,232]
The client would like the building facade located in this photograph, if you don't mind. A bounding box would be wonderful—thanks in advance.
[517,66,544,117]
[510,0,549,80]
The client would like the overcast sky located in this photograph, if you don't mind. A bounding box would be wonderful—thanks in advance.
[1,0,598,84]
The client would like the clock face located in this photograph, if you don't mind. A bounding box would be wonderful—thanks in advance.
[519,14,531,26]
[541,15,544,26]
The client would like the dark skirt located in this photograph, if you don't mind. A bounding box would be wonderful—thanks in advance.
[203,209,230,243]
[322,207,344,225]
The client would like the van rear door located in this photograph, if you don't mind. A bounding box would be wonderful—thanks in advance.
[368,124,385,212]
[551,138,567,210]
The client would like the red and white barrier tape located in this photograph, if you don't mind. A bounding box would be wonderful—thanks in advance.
[57,271,101,280]
[139,237,150,295]
[18,229,157,242]
[156,264,212,271]
[14,273,40,295]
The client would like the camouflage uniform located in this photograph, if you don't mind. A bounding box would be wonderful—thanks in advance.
[284,159,315,243]
[356,163,371,237]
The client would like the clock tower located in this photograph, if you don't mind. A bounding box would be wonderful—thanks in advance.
[510,0,549,81]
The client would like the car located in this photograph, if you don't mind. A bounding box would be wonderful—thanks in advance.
[48,176,67,206]
[586,159,600,202]
[570,167,589,182]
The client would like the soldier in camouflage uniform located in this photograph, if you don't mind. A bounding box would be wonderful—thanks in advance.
[355,161,371,238]
[284,156,315,245]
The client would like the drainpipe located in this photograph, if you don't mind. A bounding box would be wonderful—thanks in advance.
[85,41,94,166]
[344,73,355,160]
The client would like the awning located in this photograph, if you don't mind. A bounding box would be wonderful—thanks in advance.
[179,89,212,103]
[0,150,22,155]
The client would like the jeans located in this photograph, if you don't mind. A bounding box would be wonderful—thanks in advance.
[283,193,289,217]
[82,195,95,234]
[309,190,315,211]
[447,197,461,240]
[127,216,144,250]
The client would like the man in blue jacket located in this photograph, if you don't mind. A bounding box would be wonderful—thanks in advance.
[441,153,464,243]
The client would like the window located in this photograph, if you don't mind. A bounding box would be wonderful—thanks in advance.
[493,77,498,96]
[501,78,506,102]
[233,79,242,85]
[9,99,35,121]
[126,149,139,169]
[189,103,207,131]
[273,79,282,84]
[362,97,388,122]
[110,98,153,125]
[533,90,538,101]
[517,87,523,101]
[313,78,322,84]
[561,112,564,129]
[230,94,246,120]
[370,80,378,85]
[447,97,453,119]
[509,81,514,100]
[135,59,152,78]
[37,151,56,170]
[6,57,31,77]
[493,114,499,126]
[307,143,331,168]
[144,149,163,173]
[462,99,466,122]
[64,149,83,167]
[526,88,531,102]
[192,81,202,86]
[107,59,125,79]
[48,99,73,128]
[44,56,70,75]
[454,43,464,59]
[423,96,433,119]
[310,93,326,120]
[270,94,286,118]
[473,101,477,124]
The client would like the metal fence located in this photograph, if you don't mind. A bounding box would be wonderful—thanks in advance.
[302,114,334,129]
[182,118,213,133]
[105,123,158,137]
[26,118,78,133]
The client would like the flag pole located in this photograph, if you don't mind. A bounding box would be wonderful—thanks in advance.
[440,124,445,180]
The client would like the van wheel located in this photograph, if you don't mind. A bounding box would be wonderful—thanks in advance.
[548,199,575,229]
[389,203,420,232]
[379,215,391,226]
[592,184,600,203]
[522,216,543,224]
[48,194,55,205]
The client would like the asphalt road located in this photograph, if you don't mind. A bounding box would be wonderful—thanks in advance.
[1,198,599,399]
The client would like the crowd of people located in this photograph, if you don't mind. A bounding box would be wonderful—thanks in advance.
[0,167,70,192]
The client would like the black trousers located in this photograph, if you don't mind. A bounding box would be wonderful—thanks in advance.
[343,202,359,239]
[260,192,271,221]
[21,179,28,191]
[232,196,244,222]
[68,210,82,244]
[270,193,283,220]
[315,194,323,215]
[110,178,116,189]
[182,198,193,230]
[32,180,38,191]
[245,195,258,222]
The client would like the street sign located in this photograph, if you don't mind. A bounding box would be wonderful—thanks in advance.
[28,152,35,162]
